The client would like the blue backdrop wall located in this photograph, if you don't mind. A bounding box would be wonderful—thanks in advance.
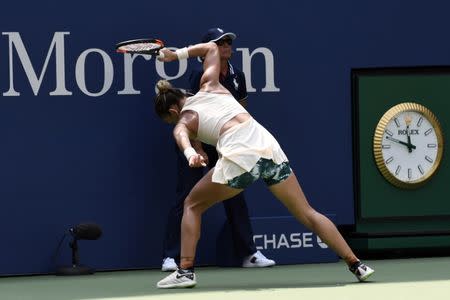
[2,0,450,275]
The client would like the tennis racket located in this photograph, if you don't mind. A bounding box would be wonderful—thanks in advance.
[115,38,165,55]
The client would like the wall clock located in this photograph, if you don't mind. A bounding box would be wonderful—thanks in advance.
[373,102,444,188]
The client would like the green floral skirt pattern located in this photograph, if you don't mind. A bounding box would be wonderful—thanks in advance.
[227,158,292,189]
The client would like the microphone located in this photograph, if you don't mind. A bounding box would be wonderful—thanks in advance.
[55,222,102,275]
[70,223,102,240]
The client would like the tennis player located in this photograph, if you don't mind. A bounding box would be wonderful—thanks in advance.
[160,28,274,272]
[154,41,374,288]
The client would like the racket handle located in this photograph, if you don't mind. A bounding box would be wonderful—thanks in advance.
[156,51,165,60]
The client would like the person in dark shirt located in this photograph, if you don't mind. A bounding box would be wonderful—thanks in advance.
[161,28,275,272]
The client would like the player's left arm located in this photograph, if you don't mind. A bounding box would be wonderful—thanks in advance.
[191,139,209,166]
[173,112,206,167]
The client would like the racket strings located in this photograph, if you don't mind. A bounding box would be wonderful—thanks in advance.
[119,43,160,52]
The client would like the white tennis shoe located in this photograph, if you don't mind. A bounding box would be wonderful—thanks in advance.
[242,251,276,268]
[161,257,178,272]
[349,261,375,282]
[157,269,197,289]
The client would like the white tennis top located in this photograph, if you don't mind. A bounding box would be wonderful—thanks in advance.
[181,91,247,146]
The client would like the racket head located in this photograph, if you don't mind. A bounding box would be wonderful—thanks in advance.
[115,38,164,55]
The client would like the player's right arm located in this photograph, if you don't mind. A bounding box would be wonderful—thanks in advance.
[158,43,221,91]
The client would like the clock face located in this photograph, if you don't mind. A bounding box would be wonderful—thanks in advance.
[373,103,444,188]
[381,111,438,181]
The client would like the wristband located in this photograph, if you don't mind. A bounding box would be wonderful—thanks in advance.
[183,147,197,161]
[175,47,189,60]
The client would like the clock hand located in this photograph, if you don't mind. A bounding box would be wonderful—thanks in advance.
[406,125,413,153]
[385,136,417,150]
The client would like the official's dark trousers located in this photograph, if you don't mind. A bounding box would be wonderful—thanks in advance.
[162,143,257,262]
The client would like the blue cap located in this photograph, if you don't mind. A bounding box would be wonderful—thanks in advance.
[201,28,237,43]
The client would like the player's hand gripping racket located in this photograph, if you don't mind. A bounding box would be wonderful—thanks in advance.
[115,38,165,55]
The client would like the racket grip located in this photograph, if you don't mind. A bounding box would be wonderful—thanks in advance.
[156,51,165,60]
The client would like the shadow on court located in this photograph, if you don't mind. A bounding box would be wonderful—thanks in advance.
[1,257,449,300]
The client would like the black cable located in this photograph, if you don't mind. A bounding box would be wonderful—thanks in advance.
[51,230,70,269]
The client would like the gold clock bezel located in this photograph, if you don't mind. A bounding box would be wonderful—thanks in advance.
[373,102,444,189]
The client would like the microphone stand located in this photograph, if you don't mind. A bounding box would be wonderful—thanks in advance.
[56,238,94,276]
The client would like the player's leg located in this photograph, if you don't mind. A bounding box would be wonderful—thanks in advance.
[268,173,356,262]
[267,172,374,281]
[161,144,204,271]
[157,168,243,288]
[179,168,243,268]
